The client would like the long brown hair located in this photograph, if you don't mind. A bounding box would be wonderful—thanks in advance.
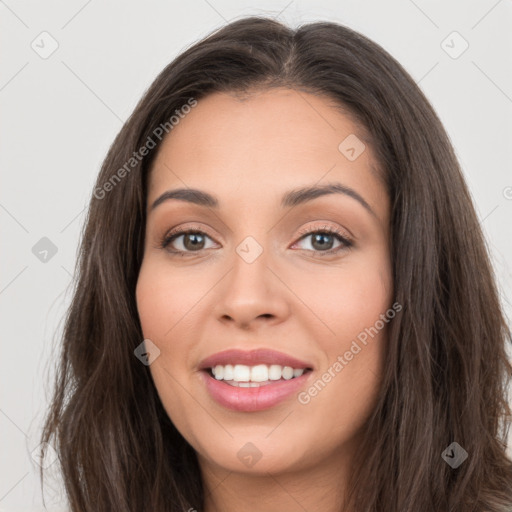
[40,15,512,511]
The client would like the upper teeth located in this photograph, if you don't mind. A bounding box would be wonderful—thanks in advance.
[212,364,305,382]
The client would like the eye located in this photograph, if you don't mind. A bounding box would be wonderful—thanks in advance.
[292,225,353,256]
[159,227,218,254]
[158,223,353,257]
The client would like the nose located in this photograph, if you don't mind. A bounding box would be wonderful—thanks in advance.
[212,244,290,330]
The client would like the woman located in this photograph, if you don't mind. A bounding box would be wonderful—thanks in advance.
[40,15,512,512]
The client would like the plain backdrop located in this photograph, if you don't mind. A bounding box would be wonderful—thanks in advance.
[1,1,511,510]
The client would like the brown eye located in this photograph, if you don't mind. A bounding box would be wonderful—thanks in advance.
[161,230,216,254]
[293,227,353,256]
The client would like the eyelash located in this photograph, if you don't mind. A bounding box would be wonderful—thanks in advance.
[159,224,353,258]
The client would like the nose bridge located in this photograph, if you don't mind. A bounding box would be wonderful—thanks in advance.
[212,230,289,326]
[227,233,272,303]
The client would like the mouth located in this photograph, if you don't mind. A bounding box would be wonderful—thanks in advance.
[198,349,314,412]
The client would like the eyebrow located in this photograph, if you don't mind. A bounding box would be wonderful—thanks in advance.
[150,182,376,217]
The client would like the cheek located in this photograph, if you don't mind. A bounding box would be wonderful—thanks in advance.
[136,259,204,341]
[291,253,391,418]
[291,253,392,349]
[136,264,167,342]
[135,261,195,383]
[135,262,201,433]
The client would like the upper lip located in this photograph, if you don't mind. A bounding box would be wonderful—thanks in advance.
[199,348,314,370]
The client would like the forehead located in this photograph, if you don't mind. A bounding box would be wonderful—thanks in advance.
[147,88,388,223]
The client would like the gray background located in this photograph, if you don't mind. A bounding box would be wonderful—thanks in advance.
[1,0,511,510]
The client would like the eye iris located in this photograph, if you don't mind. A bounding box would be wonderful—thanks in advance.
[184,233,205,251]
[311,233,334,251]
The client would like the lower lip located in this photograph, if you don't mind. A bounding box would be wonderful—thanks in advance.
[200,370,312,412]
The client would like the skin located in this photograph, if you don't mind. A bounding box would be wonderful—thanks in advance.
[136,88,392,512]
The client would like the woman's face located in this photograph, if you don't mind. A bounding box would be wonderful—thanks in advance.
[136,88,392,477]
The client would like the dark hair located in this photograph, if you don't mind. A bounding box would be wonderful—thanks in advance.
[40,15,512,511]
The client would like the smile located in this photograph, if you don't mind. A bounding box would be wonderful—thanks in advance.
[198,349,314,412]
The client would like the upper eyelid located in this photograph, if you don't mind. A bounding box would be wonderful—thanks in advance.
[164,222,348,239]
[297,223,351,237]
